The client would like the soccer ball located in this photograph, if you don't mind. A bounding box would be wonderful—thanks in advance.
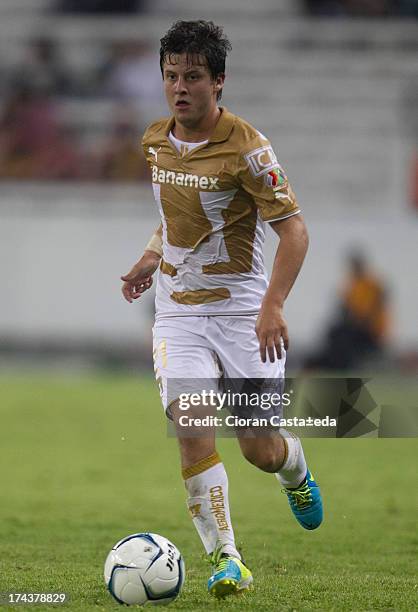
[104,533,185,606]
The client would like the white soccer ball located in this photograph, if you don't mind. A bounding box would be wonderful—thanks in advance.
[104,533,185,606]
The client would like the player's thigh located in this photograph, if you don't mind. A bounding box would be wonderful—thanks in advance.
[211,315,286,379]
[211,315,286,438]
[153,317,220,415]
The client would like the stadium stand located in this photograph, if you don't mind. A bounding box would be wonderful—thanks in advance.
[0,1,416,212]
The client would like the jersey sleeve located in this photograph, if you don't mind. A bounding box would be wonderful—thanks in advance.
[238,134,300,223]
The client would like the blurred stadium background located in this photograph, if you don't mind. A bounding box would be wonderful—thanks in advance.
[0,0,417,374]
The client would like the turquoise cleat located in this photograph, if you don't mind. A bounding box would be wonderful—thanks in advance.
[283,469,323,530]
[207,548,253,599]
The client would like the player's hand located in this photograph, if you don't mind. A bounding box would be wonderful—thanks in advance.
[255,301,289,363]
[121,251,161,303]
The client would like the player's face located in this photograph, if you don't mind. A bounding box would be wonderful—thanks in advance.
[162,53,224,131]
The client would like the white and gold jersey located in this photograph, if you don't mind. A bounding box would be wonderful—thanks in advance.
[142,107,300,319]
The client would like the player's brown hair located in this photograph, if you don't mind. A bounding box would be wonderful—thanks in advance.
[160,20,231,100]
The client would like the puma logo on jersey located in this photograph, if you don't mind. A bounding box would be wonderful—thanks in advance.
[180,144,189,157]
[274,187,292,202]
[149,146,161,161]
[152,165,220,190]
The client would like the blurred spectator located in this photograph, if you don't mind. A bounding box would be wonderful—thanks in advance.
[36,126,84,180]
[11,37,73,97]
[304,251,390,370]
[0,81,151,182]
[412,151,418,211]
[401,80,418,209]
[0,84,82,180]
[343,0,392,15]
[303,0,346,15]
[100,41,165,121]
[303,0,418,16]
[98,116,148,181]
[393,0,418,16]
[55,0,145,14]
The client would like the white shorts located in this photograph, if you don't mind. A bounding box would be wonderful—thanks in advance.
[152,315,286,414]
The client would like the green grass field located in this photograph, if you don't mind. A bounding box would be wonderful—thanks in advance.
[0,375,417,611]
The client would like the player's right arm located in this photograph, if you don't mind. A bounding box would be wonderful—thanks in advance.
[121,224,162,303]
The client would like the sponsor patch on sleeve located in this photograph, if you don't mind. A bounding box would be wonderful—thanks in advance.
[264,165,287,188]
[244,145,278,177]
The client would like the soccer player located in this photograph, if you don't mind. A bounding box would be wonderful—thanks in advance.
[121,20,323,598]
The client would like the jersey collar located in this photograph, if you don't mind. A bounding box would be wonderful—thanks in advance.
[209,107,235,143]
[164,107,235,144]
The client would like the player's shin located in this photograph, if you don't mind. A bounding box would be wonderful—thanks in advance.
[275,429,307,488]
[182,452,241,559]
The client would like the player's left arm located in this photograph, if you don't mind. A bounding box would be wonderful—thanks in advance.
[256,214,309,363]
[238,133,308,362]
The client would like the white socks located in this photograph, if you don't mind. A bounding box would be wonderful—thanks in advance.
[275,430,307,489]
[182,438,307,559]
[182,452,241,559]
